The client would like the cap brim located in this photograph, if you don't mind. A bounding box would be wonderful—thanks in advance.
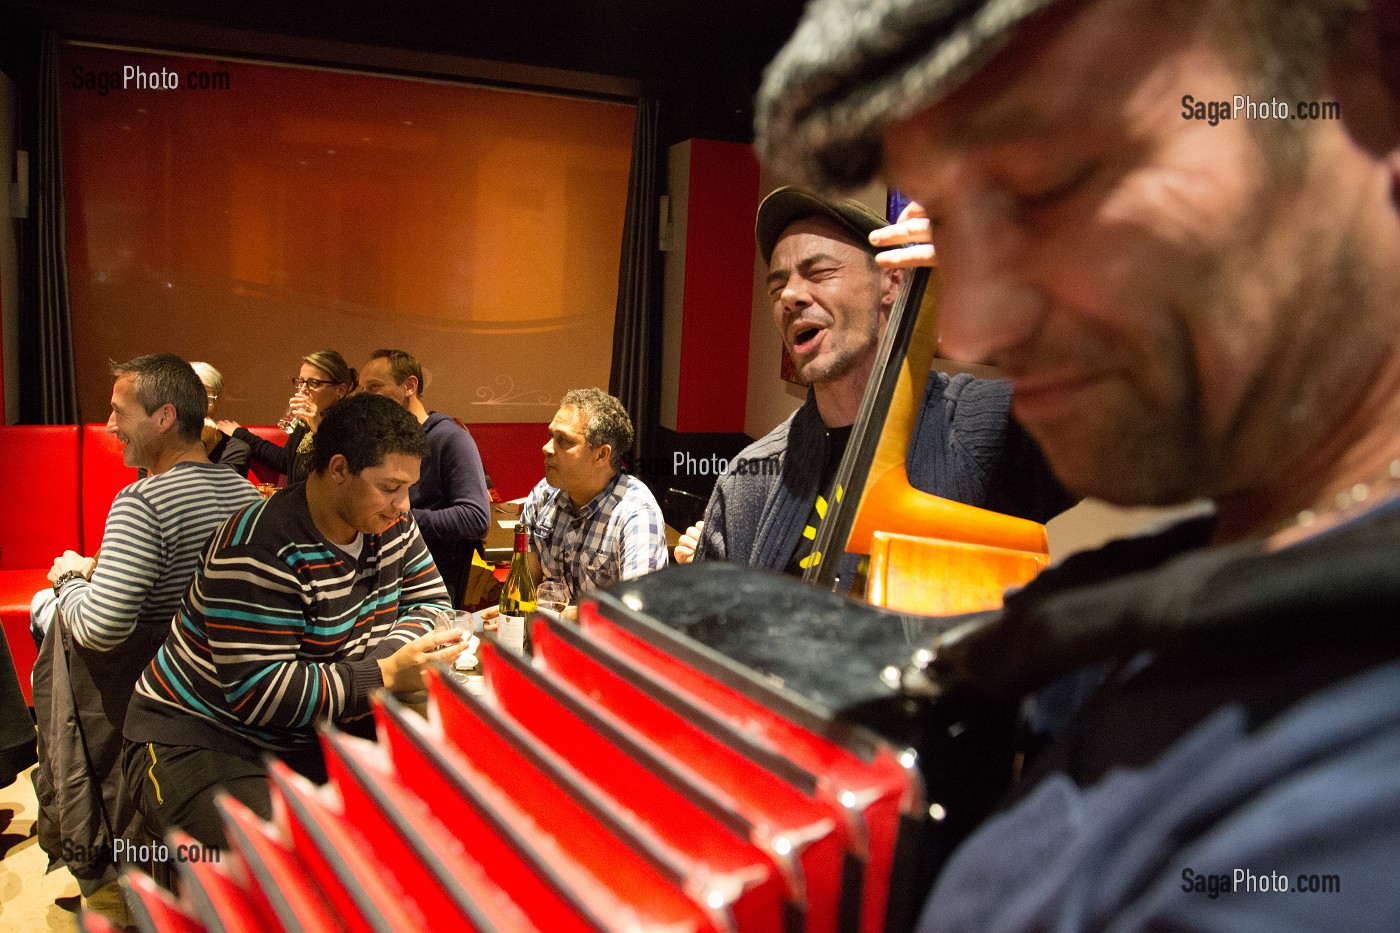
[755,186,887,263]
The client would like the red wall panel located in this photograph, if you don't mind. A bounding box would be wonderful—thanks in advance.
[675,140,758,433]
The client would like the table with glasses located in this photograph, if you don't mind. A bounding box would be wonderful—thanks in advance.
[481,505,681,562]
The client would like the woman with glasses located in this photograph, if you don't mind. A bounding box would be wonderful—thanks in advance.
[215,350,357,485]
[191,361,251,476]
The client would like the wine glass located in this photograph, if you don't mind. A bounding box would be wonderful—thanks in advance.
[536,581,569,620]
[433,608,481,672]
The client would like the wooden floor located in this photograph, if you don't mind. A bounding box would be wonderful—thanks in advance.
[0,766,82,933]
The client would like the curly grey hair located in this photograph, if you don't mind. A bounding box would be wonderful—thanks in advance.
[561,388,633,472]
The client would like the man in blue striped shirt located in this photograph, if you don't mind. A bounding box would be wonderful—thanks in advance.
[123,393,467,850]
[36,355,263,651]
[31,354,262,908]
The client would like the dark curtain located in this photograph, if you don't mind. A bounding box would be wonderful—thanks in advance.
[608,97,661,477]
[20,31,78,424]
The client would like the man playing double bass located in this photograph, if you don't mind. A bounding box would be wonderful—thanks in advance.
[676,186,1072,579]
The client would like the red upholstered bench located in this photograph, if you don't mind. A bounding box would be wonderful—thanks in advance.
[0,420,541,703]
[0,425,83,704]
[81,423,140,554]
[464,422,547,502]
[243,425,291,485]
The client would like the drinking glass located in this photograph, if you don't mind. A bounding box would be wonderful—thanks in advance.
[433,608,475,642]
[536,581,569,619]
[433,609,480,673]
[277,386,310,434]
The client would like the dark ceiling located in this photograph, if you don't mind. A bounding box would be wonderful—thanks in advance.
[1,0,812,139]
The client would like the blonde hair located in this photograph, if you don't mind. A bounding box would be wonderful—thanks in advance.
[190,361,224,397]
[302,349,357,391]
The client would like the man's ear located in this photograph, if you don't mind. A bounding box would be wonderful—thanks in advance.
[879,266,904,320]
[403,375,420,400]
[153,402,178,433]
[327,453,351,483]
[594,442,612,468]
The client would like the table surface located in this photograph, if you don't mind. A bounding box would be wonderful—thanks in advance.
[483,505,680,559]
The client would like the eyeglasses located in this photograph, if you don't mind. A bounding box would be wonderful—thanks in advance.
[291,377,334,391]
[206,394,219,402]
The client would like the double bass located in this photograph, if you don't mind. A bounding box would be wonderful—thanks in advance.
[801,263,1050,615]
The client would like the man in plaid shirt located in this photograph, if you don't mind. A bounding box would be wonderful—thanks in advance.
[520,388,668,602]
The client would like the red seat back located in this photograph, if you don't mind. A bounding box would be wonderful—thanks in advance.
[0,425,81,569]
[81,424,139,554]
[242,425,290,485]
[462,422,546,501]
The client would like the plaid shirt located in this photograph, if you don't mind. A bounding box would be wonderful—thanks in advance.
[521,471,668,601]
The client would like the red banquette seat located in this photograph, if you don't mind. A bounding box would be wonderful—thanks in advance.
[464,422,546,502]
[0,426,83,705]
[242,425,291,486]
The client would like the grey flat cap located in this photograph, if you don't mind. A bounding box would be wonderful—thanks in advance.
[755,186,887,263]
[755,0,1068,192]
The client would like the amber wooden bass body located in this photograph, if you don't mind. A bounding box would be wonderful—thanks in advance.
[803,265,1048,615]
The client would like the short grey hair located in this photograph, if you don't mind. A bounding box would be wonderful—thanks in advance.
[109,353,206,442]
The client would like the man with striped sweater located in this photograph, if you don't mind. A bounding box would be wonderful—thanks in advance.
[31,354,262,913]
[37,355,263,652]
[123,392,468,850]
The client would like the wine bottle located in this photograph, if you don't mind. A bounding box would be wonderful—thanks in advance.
[497,521,536,655]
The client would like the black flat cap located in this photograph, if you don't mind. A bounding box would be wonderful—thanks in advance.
[755,186,888,263]
[755,0,1068,192]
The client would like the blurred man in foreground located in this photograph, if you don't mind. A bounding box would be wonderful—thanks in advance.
[758,0,1400,927]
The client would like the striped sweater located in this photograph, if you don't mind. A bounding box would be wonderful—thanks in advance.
[57,461,263,652]
[124,483,450,754]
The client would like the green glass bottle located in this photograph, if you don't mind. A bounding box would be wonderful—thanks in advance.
[497,522,536,655]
